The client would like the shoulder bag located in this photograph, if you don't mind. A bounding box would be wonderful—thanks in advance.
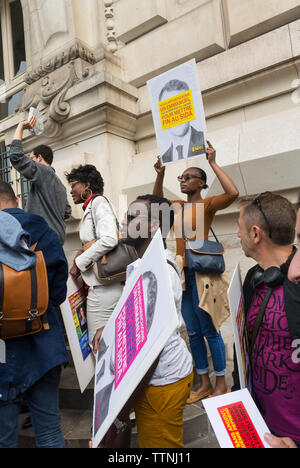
[84,196,138,285]
[182,206,225,274]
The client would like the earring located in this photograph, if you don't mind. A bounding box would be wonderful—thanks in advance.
[81,188,93,201]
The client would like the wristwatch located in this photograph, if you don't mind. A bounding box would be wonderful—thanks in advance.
[113,417,128,434]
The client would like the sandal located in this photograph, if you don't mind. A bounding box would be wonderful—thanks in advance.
[186,387,213,404]
[208,389,231,398]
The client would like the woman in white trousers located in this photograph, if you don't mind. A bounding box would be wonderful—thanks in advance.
[66,165,123,344]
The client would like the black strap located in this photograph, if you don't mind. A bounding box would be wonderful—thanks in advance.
[248,286,274,357]
[0,263,4,317]
[29,266,38,315]
[167,259,180,278]
[181,205,220,242]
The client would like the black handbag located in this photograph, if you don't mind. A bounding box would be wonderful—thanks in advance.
[88,196,138,285]
[182,206,225,274]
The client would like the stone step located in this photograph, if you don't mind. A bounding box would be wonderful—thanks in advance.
[19,409,93,449]
[19,401,209,449]
[19,360,233,448]
[59,365,94,411]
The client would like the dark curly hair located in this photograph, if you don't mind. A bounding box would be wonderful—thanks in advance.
[65,165,104,194]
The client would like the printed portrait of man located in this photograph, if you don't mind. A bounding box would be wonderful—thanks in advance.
[158,79,206,164]
[93,271,158,439]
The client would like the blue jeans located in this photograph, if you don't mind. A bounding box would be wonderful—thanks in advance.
[0,366,65,448]
[182,268,227,376]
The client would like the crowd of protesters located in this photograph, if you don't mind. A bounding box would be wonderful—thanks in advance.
[0,117,299,449]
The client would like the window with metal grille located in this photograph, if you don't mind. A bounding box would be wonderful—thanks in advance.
[0,140,10,182]
[0,141,30,208]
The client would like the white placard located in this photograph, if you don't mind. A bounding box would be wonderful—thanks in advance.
[228,264,251,389]
[203,389,271,449]
[147,59,207,166]
[92,230,179,448]
[60,277,95,393]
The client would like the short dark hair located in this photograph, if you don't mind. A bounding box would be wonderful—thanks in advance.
[65,164,104,194]
[0,181,17,203]
[33,145,54,165]
[136,194,175,239]
[240,192,296,246]
[189,167,208,189]
[159,79,189,101]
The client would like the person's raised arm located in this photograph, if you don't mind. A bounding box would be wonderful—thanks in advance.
[13,116,36,141]
[9,116,45,183]
[153,156,165,197]
[206,140,239,197]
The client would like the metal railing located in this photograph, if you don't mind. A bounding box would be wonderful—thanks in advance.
[0,142,29,208]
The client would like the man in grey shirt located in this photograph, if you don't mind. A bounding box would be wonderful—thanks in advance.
[9,117,71,244]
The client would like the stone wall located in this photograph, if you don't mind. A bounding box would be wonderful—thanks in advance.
[1,0,299,280]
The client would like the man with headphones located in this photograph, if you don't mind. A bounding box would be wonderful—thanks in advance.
[288,195,300,284]
[234,192,300,448]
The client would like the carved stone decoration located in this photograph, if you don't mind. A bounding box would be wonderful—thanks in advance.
[104,0,118,53]
[24,41,97,85]
[20,61,79,138]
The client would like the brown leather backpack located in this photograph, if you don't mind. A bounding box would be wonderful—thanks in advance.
[0,243,49,340]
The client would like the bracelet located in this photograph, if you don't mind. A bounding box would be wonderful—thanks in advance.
[113,417,128,434]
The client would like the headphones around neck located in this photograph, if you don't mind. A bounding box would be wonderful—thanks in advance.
[251,266,284,289]
[251,248,296,289]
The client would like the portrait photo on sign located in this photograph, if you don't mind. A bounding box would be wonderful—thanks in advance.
[92,231,179,448]
[147,59,207,166]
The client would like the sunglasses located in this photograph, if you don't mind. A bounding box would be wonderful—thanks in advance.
[252,192,273,239]
[70,181,81,190]
[177,174,203,182]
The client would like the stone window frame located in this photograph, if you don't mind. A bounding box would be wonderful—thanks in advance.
[0,0,28,207]
[0,0,27,112]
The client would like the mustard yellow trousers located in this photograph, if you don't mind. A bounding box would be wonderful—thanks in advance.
[134,372,193,448]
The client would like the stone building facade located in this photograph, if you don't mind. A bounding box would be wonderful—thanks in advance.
[0,0,300,280]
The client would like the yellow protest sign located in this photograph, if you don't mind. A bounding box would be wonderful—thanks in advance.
[158,90,196,131]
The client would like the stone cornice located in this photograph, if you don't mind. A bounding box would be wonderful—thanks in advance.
[2,56,138,146]
[24,41,97,85]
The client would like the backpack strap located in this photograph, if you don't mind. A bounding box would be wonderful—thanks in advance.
[28,243,50,331]
[0,263,4,319]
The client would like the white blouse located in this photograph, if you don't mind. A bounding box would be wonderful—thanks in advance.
[75,196,119,287]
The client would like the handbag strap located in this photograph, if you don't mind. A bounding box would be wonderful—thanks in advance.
[167,259,180,278]
[181,204,220,242]
[90,195,120,240]
[101,195,121,230]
